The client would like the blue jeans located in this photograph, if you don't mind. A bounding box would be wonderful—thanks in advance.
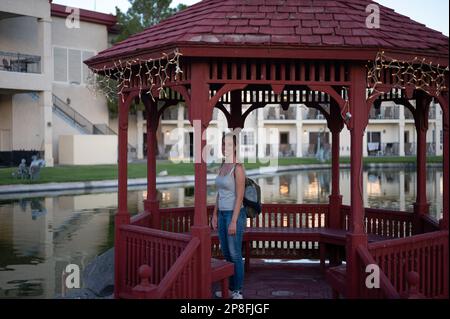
[217,207,246,292]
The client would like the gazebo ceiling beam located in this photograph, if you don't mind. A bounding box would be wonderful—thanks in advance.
[215,102,231,124]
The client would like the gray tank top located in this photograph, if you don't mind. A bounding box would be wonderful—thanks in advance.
[215,164,243,211]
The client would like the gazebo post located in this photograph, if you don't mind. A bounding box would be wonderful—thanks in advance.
[189,61,212,299]
[328,100,344,229]
[114,92,133,298]
[230,90,243,129]
[436,92,449,230]
[142,95,160,228]
[346,64,368,299]
[413,91,432,234]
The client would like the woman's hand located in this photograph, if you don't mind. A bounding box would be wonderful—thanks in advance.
[228,220,237,235]
[212,213,218,230]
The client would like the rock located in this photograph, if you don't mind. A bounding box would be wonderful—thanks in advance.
[58,288,98,299]
[82,248,114,297]
[207,164,220,174]
[158,170,168,176]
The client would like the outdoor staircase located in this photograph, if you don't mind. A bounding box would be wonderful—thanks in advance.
[52,94,137,160]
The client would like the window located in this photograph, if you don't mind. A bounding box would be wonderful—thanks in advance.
[53,47,95,85]
[280,132,289,144]
[367,132,381,143]
[82,51,94,83]
[68,49,81,84]
[367,132,381,154]
[241,131,254,145]
[54,47,67,82]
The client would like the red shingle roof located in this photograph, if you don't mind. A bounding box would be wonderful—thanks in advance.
[86,0,448,66]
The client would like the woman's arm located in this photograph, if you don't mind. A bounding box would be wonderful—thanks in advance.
[212,193,218,230]
[212,163,223,230]
[228,164,245,235]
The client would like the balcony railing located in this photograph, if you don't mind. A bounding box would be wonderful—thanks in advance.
[279,144,296,157]
[405,110,414,120]
[428,106,436,120]
[0,50,41,74]
[367,142,399,156]
[427,143,436,156]
[303,109,326,120]
[302,143,331,157]
[405,143,416,156]
[161,109,178,120]
[369,106,399,120]
[265,108,296,120]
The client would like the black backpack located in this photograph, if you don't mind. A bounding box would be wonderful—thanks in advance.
[243,177,262,218]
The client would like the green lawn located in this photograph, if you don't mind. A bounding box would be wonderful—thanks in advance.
[0,156,443,186]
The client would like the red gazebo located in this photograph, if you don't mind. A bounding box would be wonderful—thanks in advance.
[85,0,449,299]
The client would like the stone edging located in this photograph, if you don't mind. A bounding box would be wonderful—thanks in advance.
[0,162,442,195]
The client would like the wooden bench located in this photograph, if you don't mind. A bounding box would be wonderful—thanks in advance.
[211,227,386,272]
[211,258,234,299]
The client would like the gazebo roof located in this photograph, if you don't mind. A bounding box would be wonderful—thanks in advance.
[86,0,449,68]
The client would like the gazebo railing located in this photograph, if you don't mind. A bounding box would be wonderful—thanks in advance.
[368,230,449,298]
[357,245,400,299]
[130,237,200,299]
[341,206,414,238]
[117,224,194,298]
[157,204,329,233]
[157,203,329,260]
[159,206,211,233]
[249,204,328,228]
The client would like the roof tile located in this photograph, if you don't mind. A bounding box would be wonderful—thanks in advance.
[302,20,319,27]
[260,26,295,35]
[322,35,345,45]
[295,27,313,35]
[235,26,259,34]
[270,20,300,27]
[313,27,334,35]
[300,35,322,44]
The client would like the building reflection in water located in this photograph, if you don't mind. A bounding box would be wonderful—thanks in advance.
[0,167,444,299]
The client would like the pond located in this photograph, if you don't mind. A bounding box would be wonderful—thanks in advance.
[0,166,443,298]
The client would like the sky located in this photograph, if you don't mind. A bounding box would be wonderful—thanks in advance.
[53,0,449,36]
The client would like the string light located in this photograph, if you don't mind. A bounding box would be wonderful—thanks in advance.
[86,48,183,103]
[367,50,448,97]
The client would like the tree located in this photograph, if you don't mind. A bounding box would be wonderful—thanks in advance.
[106,0,188,117]
[110,1,188,157]
[114,0,188,43]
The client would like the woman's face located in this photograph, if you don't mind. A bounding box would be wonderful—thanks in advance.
[222,136,235,161]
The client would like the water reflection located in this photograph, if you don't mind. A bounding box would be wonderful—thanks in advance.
[0,167,443,298]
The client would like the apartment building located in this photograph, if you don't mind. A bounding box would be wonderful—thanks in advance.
[132,99,443,161]
[0,0,119,167]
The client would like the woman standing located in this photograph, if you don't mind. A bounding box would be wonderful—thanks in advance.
[212,133,247,299]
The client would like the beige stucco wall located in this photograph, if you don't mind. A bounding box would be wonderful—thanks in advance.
[366,124,400,144]
[59,135,117,165]
[109,114,138,149]
[0,95,13,151]
[52,85,109,126]
[0,0,50,19]
[52,17,108,52]
[0,14,51,92]
[51,16,110,126]
[0,16,40,55]
[11,93,42,150]
[52,109,85,163]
